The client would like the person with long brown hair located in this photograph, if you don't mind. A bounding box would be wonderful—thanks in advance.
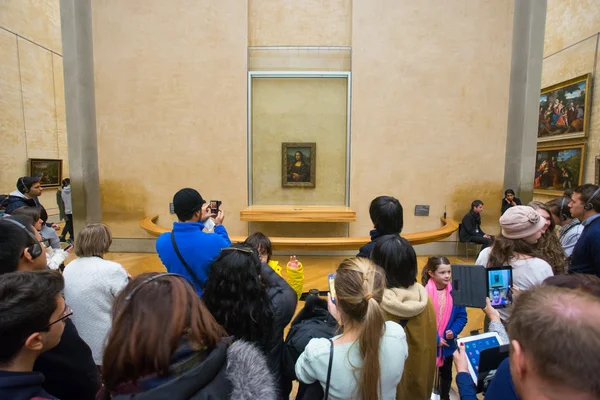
[295,258,408,400]
[99,272,277,399]
[476,206,553,322]
[528,201,567,274]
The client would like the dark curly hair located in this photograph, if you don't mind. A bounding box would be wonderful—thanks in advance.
[201,243,274,349]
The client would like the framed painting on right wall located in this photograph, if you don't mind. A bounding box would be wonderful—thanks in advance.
[534,145,585,196]
[538,73,592,143]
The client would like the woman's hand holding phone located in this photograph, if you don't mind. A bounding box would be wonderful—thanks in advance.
[327,293,340,324]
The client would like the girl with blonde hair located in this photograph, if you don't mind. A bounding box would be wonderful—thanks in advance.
[295,258,408,400]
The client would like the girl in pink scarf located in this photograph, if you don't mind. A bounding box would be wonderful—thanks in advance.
[423,256,468,400]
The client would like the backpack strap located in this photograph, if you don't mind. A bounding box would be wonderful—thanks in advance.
[324,338,334,399]
[170,232,204,289]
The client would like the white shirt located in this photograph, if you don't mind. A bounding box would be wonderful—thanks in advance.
[63,257,129,365]
[476,247,553,320]
[295,321,408,400]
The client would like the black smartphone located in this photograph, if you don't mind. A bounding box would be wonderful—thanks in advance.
[209,200,222,215]
[64,244,74,252]
[486,266,513,309]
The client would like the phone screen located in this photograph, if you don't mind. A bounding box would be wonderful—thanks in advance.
[209,201,219,214]
[328,273,337,304]
[487,268,512,308]
[464,336,500,375]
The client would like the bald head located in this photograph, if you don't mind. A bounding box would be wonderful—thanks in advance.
[508,285,600,399]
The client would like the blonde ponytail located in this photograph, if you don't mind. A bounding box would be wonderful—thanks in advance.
[335,258,386,400]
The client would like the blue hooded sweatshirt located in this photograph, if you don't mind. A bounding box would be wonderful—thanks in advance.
[156,221,231,295]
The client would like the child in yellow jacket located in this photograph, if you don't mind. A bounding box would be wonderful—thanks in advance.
[245,232,304,299]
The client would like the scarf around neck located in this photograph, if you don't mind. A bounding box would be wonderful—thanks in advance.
[425,279,453,367]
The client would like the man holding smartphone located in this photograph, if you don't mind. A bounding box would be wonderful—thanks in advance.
[156,188,230,296]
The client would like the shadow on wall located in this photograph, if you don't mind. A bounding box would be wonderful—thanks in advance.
[100,179,150,238]
[450,181,503,236]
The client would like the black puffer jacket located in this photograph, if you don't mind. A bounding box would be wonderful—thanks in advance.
[281,295,338,397]
[260,263,298,392]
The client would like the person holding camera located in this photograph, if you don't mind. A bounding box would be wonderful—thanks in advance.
[156,188,230,296]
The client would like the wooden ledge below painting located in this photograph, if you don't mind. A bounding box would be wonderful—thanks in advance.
[140,215,458,251]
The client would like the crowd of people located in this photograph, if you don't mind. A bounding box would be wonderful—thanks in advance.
[1,176,600,400]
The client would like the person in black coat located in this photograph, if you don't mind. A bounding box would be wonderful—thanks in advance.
[501,189,522,215]
[202,244,297,399]
[459,200,493,249]
[0,217,101,400]
[357,196,404,258]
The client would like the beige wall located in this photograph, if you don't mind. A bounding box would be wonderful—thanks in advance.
[534,0,600,204]
[0,0,68,216]
[89,0,517,241]
[91,0,248,238]
[350,0,514,237]
[544,0,599,57]
[252,77,347,206]
[249,0,351,46]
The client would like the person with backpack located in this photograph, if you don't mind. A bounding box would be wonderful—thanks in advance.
[295,258,408,400]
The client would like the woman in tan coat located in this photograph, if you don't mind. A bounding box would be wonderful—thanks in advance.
[371,234,438,400]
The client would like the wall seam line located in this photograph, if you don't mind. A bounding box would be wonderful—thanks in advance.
[0,25,62,57]
[51,54,60,158]
[16,36,29,161]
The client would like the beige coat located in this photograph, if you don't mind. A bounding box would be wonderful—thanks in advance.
[382,283,438,400]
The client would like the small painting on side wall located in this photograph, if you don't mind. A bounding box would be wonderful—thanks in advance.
[538,74,591,142]
[534,145,584,195]
[282,142,316,188]
[28,159,63,188]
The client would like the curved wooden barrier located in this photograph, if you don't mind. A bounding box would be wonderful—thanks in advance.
[141,215,458,251]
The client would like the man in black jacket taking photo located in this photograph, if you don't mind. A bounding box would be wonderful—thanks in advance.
[459,200,493,250]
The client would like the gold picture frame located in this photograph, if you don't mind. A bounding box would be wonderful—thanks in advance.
[281,142,316,188]
[27,158,63,188]
[533,144,585,196]
[538,73,592,143]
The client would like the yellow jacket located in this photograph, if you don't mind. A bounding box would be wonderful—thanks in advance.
[268,259,304,299]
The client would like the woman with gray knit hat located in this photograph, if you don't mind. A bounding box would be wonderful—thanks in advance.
[476,206,554,321]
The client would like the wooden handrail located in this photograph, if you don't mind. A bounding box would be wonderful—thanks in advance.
[140,215,458,251]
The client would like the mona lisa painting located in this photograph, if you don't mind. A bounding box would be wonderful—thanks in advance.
[282,142,316,188]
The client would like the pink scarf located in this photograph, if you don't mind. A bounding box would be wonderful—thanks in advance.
[425,279,453,367]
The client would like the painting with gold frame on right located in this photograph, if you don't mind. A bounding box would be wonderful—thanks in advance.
[534,145,584,196]
[538,73,592,143]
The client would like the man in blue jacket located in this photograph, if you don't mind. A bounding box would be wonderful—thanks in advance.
[156,188,231,295]
[568,184,600,277]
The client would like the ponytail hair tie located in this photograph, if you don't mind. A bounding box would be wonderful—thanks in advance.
[364,293,374,301]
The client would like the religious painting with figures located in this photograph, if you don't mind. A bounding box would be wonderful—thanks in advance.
[534,145,584,195]
[282,142,316,188]
[538,74,591,142]
[28,159,63,188]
